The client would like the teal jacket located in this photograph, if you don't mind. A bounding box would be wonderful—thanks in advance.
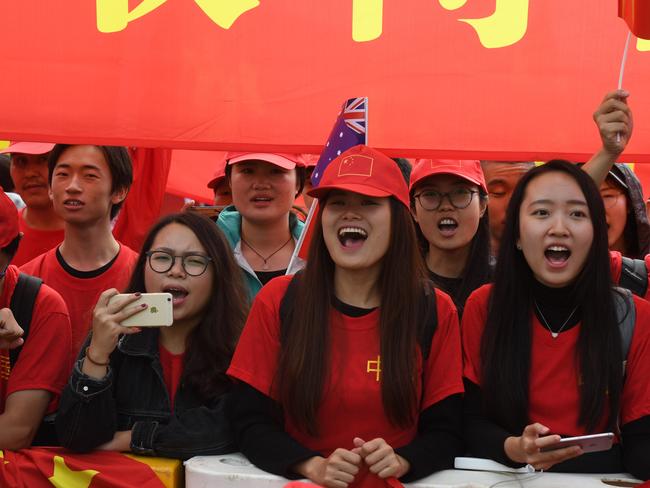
[217,206,305,300]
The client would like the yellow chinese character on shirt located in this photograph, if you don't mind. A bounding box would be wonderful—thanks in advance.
[96,0,259,33]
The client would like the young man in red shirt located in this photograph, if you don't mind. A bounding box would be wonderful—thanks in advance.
[21,145,138,356]
[0,142,65,266]
[0,190,72,449]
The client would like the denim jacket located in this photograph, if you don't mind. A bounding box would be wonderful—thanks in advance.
[56,329,235,460]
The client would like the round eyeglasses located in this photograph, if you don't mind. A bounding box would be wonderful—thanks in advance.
[413,188,479,211]
[146,250,212,276]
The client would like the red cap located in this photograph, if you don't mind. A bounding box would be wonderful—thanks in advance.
[207,158,228,189]
[0,142,55,155]
[0,190,20,248]
[227,152,299,170]
[308,145,409,208]
[409,159,487,193]
[298,153,319,168]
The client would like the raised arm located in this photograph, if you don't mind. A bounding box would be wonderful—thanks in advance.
[582,90,633,186]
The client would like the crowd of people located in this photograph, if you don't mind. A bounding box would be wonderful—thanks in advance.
[0,89,649,486]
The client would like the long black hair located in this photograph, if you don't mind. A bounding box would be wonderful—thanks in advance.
[276,197,430,435]
[126,212,249,402]
[481,160,624,433]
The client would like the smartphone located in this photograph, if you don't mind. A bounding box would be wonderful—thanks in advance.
[107,293,173,327]
[540,432,614,453]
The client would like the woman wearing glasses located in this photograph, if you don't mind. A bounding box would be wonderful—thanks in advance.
[409,160,490,316]
[56,212,248,459]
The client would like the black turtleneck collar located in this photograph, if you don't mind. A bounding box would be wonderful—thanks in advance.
[531,279,581,333]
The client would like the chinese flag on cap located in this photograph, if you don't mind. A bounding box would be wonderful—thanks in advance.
[619,0,650,40]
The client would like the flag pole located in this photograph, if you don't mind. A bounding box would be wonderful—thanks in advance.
[616,31,632,143]
[286,200,317,275]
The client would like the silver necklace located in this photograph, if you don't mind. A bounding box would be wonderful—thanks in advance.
[534,300,578,339]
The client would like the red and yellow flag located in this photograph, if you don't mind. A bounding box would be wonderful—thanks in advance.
[0,448,175,488]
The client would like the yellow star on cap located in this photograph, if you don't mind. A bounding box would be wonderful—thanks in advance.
[48,455,99,488]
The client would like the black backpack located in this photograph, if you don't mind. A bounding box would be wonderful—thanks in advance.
[619,256,648,299]
[6,273,59,445]
[8,273,42,368]
[279,273,439,361]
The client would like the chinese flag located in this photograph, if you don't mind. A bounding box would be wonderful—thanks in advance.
[0,448,166,488]
[619,0,650,39]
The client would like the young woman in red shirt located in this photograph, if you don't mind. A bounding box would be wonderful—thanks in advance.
[462,160,650,479]
[228,145,464,488]
[409,159,490,317]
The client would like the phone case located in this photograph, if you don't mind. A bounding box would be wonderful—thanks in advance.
[107,293,173,327]
[541,432,614,454]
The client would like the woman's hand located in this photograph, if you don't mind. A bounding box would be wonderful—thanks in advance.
[88,289,145,360]
[97,430,132,452]
[294,449,362,488]
[353,437,410,479]
[593,89,633,157]
[82,289,144,379]
[504,423,583,471]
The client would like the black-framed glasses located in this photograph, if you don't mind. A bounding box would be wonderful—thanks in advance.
[146,250,212,276]
[413,188,479,211]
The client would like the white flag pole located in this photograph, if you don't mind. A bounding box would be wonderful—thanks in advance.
[616,31,632,143]
[286,199,318,275]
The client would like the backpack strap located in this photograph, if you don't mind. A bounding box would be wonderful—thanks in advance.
[619,256,648,298]
[613,287,635,370]
[8,273,43,368]
[418,288,438,361]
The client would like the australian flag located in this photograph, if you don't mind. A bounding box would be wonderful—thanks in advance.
[311,97,368,186]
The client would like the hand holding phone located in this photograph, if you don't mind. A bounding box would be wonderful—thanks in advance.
[107,293,173,327]
[540,432,614,454]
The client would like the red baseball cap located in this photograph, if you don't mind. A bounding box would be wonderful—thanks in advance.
[0,141,55,155]
[308,145,409,208]
[226,152,299,170]
[0,189,20,248]
[409,159,487,193]
[207,159,228,189]
[298,153,319,168]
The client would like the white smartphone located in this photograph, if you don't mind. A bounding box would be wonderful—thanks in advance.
[540,432,614,453]
[107,293,173,327]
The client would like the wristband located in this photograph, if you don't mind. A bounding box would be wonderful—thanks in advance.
[85,346,110,367]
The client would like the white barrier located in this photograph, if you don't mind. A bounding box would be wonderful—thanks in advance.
[185,453,642,488]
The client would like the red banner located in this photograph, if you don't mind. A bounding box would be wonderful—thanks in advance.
[1,1,650,161]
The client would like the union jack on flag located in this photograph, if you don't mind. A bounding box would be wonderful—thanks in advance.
[342,97,367,135]
[311,97,368,186]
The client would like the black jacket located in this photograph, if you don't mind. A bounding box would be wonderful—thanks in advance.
[56,329,235,460]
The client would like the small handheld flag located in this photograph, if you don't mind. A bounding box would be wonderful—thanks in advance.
[286,97,368,275]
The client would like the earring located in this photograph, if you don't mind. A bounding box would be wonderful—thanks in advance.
[516,243,522,250]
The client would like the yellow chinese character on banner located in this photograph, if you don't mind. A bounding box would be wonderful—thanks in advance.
[352,0,382,42]
[96,0,259,33]
[439,0,529,49]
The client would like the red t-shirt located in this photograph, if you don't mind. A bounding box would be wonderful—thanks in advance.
[158,344,185,410]
[11,210,65,268]
[609,251,650,301]
[0,265,72,415]
[21,245,138,357]
[462,284,650,436]
[228,275,464,459]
